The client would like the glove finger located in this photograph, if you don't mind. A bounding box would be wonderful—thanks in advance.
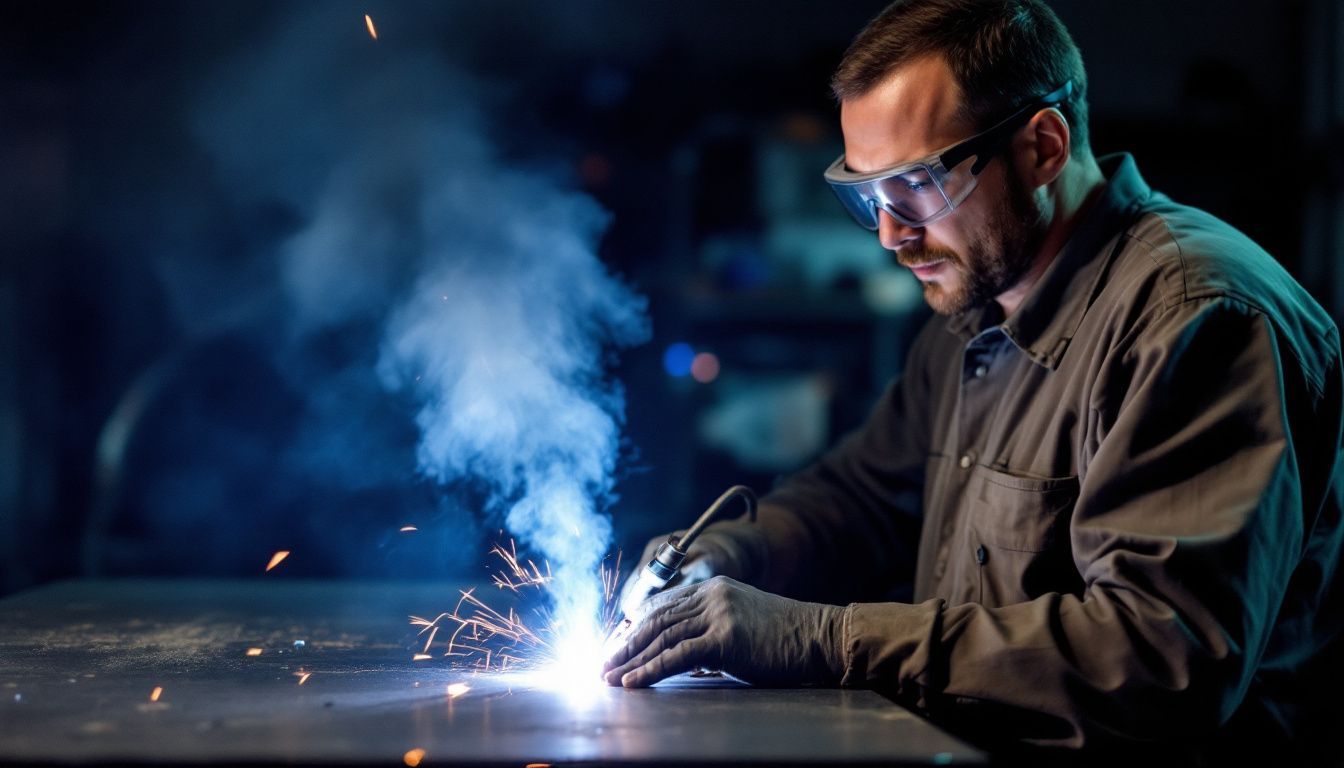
[673,556,717,586]
[618,576,702,629]
[607,594,709,677]
[616,634,716,688]
[605,613,710,686]
[602,582,700,673]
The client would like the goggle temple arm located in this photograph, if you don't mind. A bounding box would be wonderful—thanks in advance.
[938,81,1075,177]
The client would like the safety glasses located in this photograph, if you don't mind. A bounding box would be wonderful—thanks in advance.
[824,81,1073,230]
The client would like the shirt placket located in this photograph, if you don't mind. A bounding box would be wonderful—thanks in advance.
[931,327,1010,587]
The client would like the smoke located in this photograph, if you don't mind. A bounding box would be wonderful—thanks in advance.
[376,158,649,629]
[178,2,649,611]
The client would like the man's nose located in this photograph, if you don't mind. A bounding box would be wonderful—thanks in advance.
[877,209,922,251]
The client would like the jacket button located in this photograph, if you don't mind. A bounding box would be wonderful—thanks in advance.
[975,545,988,565]
[959,454,973,469]
[974,364,988,378]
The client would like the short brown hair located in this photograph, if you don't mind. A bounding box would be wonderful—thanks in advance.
[832,0,1090,157]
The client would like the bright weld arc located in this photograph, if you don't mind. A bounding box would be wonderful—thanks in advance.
[408,544,623,695]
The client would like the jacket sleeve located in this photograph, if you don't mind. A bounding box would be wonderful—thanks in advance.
[733,318,942,605]
[838,296,1342,749]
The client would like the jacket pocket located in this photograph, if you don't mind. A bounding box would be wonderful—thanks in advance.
[965,467,1081,606]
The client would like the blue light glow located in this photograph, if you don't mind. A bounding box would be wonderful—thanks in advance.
[663,343,695,377]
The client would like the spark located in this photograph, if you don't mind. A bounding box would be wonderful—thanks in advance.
[246,648,263,657]
[408,545,624,702]
[446,683,470,698]
[364,13,378,40]
[265,551,290,572]
[488,540,550,593]
[403,748,425,767]
[295,671,312,685]
[149,686,162,702]
[400,525,418,532]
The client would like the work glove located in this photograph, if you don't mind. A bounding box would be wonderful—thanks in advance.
[617,520,767,611]
[603,575,848,688]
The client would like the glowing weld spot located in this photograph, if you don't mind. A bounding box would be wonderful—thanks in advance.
[446,683,470,698]
[412,654,433,661]
[403,748,425,767]
[246,648,263,657]
[400,525,418,532]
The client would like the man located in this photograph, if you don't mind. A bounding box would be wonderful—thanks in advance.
[604,0,1343,762]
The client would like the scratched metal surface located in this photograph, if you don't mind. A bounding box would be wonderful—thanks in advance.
[0,580,984,766]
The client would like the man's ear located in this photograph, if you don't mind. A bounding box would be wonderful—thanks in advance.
[1015,107,1071,187]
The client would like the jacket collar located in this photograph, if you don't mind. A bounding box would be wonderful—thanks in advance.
[945,153,1152,367]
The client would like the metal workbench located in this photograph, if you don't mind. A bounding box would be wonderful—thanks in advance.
[0,579,984,766]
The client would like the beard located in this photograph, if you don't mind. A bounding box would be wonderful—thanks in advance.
[899,166,1048,316]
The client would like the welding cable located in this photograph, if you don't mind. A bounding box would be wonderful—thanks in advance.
[676,484,757,552]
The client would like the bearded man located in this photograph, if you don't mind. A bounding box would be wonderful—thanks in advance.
[605,1,1343,763]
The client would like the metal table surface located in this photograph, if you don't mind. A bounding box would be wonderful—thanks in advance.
[0,579,984,766]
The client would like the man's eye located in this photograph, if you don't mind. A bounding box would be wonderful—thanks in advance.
[903,179,930,192]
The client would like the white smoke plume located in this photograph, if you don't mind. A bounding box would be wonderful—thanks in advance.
[377,170,648,631]
[187,4,649,617]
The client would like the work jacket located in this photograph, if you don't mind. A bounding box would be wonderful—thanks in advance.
[740,154,1344,763]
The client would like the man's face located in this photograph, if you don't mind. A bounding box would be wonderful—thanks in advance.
[839,56,1046,315]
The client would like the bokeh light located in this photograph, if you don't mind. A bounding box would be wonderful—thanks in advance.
[690,352,720,384]
[662,342,695,377]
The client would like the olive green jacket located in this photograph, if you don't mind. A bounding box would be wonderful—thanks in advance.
[747,155,1343,761]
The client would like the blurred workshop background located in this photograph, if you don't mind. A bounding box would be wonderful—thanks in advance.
[1,0,1341,596]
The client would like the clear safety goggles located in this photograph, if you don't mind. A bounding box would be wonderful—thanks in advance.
[824,82,1074,230]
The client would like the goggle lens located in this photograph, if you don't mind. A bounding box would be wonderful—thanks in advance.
[827,162,976,230]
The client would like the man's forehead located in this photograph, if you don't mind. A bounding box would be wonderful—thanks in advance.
[839,56,970,173]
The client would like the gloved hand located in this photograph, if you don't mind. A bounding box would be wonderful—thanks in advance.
[617,520,766,610]
[603,575,848,688]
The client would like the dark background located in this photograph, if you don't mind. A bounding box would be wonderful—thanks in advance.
[2,0,1342,595]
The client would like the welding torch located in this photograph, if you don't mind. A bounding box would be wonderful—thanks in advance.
[603,485,757,652]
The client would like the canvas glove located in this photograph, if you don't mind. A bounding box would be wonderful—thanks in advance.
[603,575,847,688]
